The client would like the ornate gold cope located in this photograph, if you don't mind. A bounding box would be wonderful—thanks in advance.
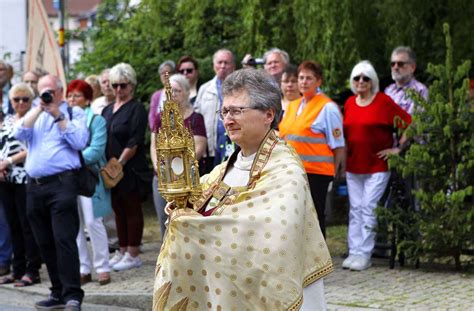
[154,73,201,209]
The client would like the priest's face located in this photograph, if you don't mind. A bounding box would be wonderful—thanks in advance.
[222,90,274,156]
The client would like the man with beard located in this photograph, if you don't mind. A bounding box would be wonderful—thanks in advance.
[385,46,428,114]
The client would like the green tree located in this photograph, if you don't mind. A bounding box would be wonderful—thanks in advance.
[384,24,474,269]
[72,0,474,106]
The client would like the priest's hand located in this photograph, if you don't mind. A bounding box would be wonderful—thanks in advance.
[164,201,176,216]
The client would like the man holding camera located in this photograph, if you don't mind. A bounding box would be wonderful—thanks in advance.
[14,74,88,311]
[263,48,290,83]
[240,48,290,84]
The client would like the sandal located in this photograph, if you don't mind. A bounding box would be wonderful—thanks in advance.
[14,274,41,287]
[0,274,18,285]
[98,272,111,286]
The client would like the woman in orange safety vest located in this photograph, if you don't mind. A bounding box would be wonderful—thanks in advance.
[279,60,345,237]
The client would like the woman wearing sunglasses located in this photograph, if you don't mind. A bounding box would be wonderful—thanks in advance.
[0,83,42,287]
[342,60,412,271]
[279,60,345,238]
[176,55,200,105]
[102,63,151,272]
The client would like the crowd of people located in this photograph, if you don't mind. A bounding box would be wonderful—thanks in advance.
[0,45,429,310]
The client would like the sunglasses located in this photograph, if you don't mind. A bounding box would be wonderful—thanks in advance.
[12,97,30,103]
[353,75,371,82]
[391,61,408,68]
[179,68,194,74]
[111,83,129,89]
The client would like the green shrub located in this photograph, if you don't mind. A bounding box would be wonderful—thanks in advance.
[379,24,474,269]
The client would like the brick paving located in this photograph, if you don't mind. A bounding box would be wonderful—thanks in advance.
[326,257,474,310]
[5,243,474,310]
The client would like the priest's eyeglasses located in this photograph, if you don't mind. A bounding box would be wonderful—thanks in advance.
[217,106,257,120]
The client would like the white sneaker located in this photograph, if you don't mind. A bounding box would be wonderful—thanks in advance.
[113,252,142,271]
[350,256,372,271]
[109,250,124,267]
[342,255,356,269]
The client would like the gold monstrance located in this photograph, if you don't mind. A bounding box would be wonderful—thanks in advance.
[155,73,201,209]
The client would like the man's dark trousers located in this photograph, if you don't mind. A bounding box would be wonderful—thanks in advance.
[0,183,41,278]
[26,174,84,303]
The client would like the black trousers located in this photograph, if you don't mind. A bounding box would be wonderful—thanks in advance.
[0,182,41,278]
[26,174,83,303]
[307,173,334,238]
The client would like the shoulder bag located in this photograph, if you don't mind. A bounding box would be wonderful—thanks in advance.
[101,157,124,189]
[67,107,99,197]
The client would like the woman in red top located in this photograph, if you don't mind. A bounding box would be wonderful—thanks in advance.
[343,61,411,271]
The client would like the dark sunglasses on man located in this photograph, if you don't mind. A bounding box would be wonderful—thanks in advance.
[179,68,194,74]
[390,61,408,68]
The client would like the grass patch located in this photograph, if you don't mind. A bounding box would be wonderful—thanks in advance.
[326,225,347,258]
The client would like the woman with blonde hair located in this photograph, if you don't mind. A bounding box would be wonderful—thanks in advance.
[102,63,150,271]
[0,83,41,286]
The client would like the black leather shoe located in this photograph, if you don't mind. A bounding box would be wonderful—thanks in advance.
[34,296,65,310]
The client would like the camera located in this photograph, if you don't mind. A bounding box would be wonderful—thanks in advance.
[40,91,54,104]
[242,57,264,67]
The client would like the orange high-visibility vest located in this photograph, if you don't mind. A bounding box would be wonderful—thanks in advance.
[279,94,335,176]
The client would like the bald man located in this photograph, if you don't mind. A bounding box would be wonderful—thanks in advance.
[14,74,88,310]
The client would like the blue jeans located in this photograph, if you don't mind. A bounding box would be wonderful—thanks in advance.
[0,193,12,266]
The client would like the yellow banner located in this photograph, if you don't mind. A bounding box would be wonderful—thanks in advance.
[26,0,66,88]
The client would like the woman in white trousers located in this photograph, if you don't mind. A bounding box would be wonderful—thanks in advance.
[342,61,412,271]
[67,80,112,285]
[76,196,110,285]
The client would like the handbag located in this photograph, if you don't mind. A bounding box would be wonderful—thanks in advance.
[67,107,99,197]
[77,156,99,197]
[101,157,124,189]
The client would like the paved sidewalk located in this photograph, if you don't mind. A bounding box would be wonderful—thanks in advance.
[326,258,474,310]
[3,242,474,310]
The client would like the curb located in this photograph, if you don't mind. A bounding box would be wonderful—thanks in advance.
[85,293,151,310]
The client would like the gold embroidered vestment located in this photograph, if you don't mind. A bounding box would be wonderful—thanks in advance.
[153,130,333,310]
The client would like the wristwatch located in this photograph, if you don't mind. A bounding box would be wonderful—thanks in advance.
[54,113,66,123]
